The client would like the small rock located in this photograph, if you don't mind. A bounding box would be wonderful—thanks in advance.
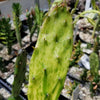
[6,74,14,85]
[78,54,90,70]
[24,29,30,34]
[12,57,16,63]
[0,47,14,61]
[77,19,93,30]
[78,83,94,100]
[12,42,25,51]
[0,88,11,99]
[0,63,14,79]
[83,49,93,54]
[79,31,94,44]
[81,43,93,54]
[69,67,84,80]
[81,43,87,49]
[22,86,28,94]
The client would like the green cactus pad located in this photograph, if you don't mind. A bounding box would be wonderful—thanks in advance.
[28,0,73,100]
[12,49,27,98]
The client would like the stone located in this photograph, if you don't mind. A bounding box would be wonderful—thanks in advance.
[77,19,93,30]
[79,31,94,44]
[0,47,14,61]
[0,63,14,79]
[61,77,72,99]
[22,86,28,94]
[12,57,16,63]
[78,54,90,70]
[69,67,84,80]
[6,74,14,85]
[0,88,11,99]
[22,34,37,43]
[12,42,25,50]
[81,43,87,49]
[82,49,93,54]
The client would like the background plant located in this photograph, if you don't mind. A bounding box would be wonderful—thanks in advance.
[70,41,82,67]
[0,17,15,55]
[47,0,52,8]
[90,75,100,97]
[26,5,44,42]
[12,3,22,48]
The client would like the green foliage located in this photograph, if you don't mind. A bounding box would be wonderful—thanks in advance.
[12,3,22,47]
[47,0,51,8]
[91,0,99,10]
[70,41,82,67]
[28,0,73,100]
[26,5,44,42]
[8,49,27,99]
[90,52,99,77]
[81,69,88,81]
[90,75,100,97]
[8,95,22,100]
[87,43,92,49]
[71,0,79,14]
[26,11,33,33]
[0,17,15,54]
[0,57,8,72]
[65,81,78,95]
[92,16,100,38]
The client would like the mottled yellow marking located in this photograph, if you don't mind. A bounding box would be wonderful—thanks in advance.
[16,65,18,68]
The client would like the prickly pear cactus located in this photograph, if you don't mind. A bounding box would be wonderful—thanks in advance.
[28,0,73,100]
[8,49,27,100]
[90,52,99,77]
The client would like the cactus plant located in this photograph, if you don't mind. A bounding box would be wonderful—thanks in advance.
[90,52,99,77]
[0,17,15,55]
[8,49,27,100]
[28,0,73,100]
[26,5,44,42]
[47,0,52,8]
[12,3,22,47]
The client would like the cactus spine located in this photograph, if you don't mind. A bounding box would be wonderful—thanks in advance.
[8,49,27,100]
[12,3,22,47]
[28,0,73,100]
